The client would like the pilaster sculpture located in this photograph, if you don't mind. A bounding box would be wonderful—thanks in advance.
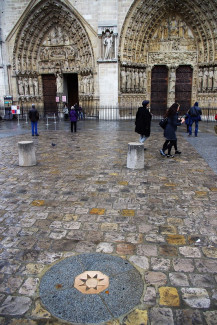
[98,25,118,61]
[103,31,113,60]
[56,72,63,93]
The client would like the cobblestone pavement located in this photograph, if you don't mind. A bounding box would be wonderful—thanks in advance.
[0,119,216,325]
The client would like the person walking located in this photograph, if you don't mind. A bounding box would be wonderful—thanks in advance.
[63,103,69,120]
[135,100,152,148]
[188,102,202,137]
[160,103,185,158]
[69,106,78,132]
[29,104,39,136]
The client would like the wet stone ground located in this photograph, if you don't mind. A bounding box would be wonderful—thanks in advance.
[0,119,216,325]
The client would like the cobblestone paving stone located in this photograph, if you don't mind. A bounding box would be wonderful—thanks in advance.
[0,120,216,325]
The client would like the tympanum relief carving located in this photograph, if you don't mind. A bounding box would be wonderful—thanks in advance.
[148,15,197,65]
[38,26,91,73]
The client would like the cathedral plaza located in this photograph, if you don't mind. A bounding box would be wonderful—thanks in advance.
[0,0,217,324]
[0,118,216,325]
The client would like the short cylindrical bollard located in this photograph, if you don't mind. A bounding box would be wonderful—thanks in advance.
[18,141,36,166]
[127,142,144,169]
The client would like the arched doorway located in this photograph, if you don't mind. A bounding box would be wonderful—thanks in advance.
[11,0,95,114]
[42,74,57,115]
[151,66,168,112]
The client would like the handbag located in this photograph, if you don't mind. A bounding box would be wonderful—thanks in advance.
[159,117,168,129]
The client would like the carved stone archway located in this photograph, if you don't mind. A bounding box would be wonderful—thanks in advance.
[119,0,217,108]
[11,0,95,112]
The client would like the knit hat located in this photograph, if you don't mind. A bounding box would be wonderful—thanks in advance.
[194,102,198,106]
[142,100,149,106]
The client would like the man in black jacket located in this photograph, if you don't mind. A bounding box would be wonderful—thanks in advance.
[135,100,152,146]
[29,104,39,136]
[188,102,202,137]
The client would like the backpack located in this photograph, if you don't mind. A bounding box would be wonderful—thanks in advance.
[189,106,199,117]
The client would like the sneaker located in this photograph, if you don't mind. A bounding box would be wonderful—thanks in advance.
[175,151,181,154]
[160,149,166,156]
[35,134,39,136]
[167,154,174,158]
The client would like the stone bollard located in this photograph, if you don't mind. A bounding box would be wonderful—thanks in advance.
[127,142,144,169]
[18,141,36,167]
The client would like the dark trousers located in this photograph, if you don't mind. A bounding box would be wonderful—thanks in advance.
[71,121,77,132]
[163,140,177,154]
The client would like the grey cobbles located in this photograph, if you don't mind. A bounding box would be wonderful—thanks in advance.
[0,119,216,324]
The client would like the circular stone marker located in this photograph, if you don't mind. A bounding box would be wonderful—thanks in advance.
[39,253,143,324]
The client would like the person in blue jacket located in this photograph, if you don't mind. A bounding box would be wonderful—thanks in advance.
[160,103,185,158]
[188,102,202,137]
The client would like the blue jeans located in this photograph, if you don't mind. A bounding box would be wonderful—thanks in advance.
[31,121,38,135]
[188,117,199,136]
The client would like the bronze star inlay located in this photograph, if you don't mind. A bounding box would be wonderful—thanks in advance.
[74,271,109,294]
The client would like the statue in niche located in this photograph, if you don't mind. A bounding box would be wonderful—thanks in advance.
[208,68,214,90]
[198,68,203,92]
[103,31,113,60]
[126,69,132,92]
[23,78,29,95]
[33,78,39,96]
[121,68,126,91]
[202,68,209,91]
[143,71,147,91]
[139,70,144,91]
[169,17,178,37]
[18,77,24,95]
[213,67,217,89]
[134,69,139,91]
[83,76,87,94]
[29,77,34,96]
[56,72,63,93]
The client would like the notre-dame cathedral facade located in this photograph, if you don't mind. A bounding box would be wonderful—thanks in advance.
[0,0,217,116]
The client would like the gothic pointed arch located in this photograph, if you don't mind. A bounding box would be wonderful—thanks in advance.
[119,0,217,107]
[12,0,95,74]
[119,0,217,64]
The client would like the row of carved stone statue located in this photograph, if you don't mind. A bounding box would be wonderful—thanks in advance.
[17,76,39,96]
[79,75,94,95]
[198,66,217,92]
[121,67,147,93]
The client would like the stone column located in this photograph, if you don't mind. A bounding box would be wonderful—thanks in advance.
[18,141,36,166]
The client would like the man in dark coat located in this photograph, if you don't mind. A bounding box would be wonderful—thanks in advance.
[188,102,202,137]
[29,104,39,136]
[135,100,152,144]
